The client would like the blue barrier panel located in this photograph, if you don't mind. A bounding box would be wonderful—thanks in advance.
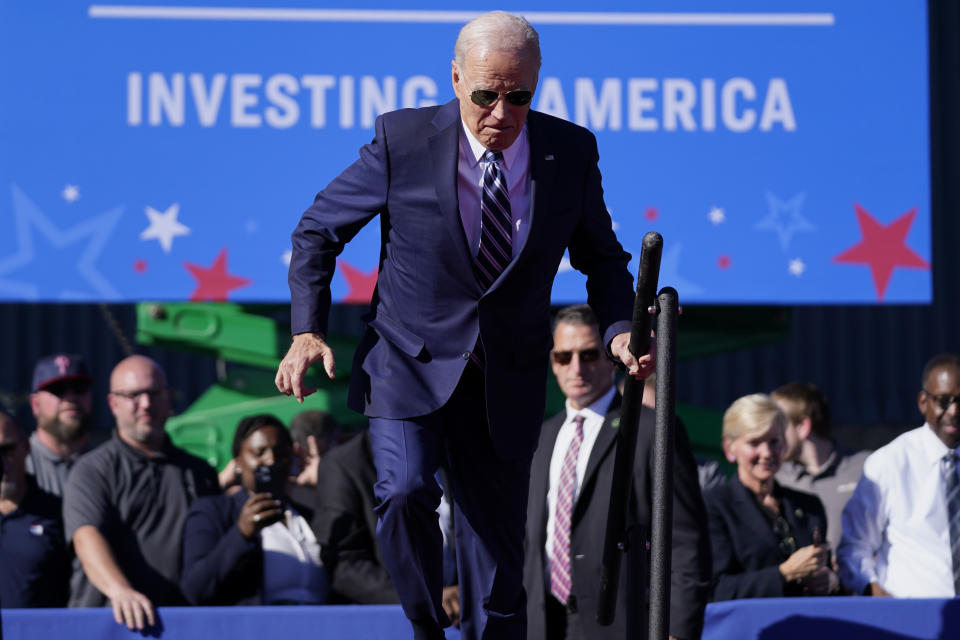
[0,2,930,304]
[703,597,957,640]
[3,599,958,639]
[0,605,460,640]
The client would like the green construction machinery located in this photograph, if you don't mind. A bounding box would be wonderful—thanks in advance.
[137,302,365,471]
[139,302,789,474]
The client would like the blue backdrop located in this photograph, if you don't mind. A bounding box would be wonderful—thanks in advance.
[0,1,930,304]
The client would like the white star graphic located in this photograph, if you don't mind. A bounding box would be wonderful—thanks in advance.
[140,203,190,253]
[62,184,80,203]
[0,184,123,300]
[707,206,725,225]
[754,191,815,251]
[788,257,806,277]
[245,219,259,234]
[281,249,292,266]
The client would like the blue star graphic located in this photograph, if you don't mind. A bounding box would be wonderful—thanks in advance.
[0,184,124,300]
[654,243,704,297]
[754,191,815,251]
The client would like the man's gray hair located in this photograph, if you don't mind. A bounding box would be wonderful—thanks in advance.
[454,11,541,69]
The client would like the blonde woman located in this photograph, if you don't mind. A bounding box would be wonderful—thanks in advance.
[704,394,839,600]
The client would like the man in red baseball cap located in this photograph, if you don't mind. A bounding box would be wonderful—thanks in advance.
[27,353,94,496]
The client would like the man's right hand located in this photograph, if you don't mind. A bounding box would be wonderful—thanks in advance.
[275,333,336,402]
[107,585,155,630]
[867,581,892,597]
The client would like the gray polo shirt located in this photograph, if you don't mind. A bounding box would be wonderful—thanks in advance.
[26,430,84,497]
[775,444,871,553]
[63,432,220,608]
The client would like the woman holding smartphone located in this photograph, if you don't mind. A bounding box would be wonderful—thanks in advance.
[180,413,329,605]
[704,394,839,601]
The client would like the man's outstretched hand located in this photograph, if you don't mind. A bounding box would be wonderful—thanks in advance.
[610,331,656,379]
[275,333,336,402]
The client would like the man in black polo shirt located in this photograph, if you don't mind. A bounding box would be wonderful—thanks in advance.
[1,408,70,608]
[63,356,219,629]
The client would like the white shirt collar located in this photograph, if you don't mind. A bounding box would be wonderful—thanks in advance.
[564,384,617,424]
[920,421,956,465]
[460,118,527,171]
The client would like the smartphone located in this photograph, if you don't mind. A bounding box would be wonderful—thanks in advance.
[253,465,277,497]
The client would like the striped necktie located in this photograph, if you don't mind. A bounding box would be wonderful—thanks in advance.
[474,149,512,290]
[550,415,585,604]
[943,452,960,595]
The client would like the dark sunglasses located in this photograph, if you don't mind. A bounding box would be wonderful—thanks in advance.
[43,379,92,397]
[551,348,602,366]
[470,89,533,107]
[923,390,960,412]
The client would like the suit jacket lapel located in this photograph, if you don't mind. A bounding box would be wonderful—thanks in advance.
[580,393,622,494]
[531,412,566,538]
[428,100,477,282]
[518,111,558,261]
[731,476,781,552]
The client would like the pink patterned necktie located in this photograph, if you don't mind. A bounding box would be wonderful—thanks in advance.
[550,414,585,604]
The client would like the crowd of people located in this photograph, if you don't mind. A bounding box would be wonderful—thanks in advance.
[1,318,958,639]
[1,10,956,640]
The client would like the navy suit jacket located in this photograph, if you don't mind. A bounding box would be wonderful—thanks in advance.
[524,396,711,640]
[704,476,827,601]
[180,489,319,606]
[289,99,634,461]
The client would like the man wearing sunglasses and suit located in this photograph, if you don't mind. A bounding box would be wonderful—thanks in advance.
[839,352,960,597]
[277,12,653,640]
[524,305,710,640]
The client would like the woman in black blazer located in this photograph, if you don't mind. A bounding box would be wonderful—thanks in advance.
[180,414,328,605]
[704,394,839,601]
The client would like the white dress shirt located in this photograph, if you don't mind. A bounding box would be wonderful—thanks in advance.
[544,385,617,575]
[838,424,959,597]
[260,506,329,604]
[457,120,532,259]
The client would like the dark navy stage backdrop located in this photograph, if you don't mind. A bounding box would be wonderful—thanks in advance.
[0,1,931,304]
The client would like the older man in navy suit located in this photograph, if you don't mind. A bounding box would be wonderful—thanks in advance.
[276,12,652,640]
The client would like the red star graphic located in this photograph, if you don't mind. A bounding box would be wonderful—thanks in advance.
[717,255,731,270]
[338,259,378,303]
[183,248,252,301]
[832,204,929,301]
[133,259,147,274]
[645,207,659,221]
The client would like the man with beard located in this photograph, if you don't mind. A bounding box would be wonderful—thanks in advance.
[27,353,94,496]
